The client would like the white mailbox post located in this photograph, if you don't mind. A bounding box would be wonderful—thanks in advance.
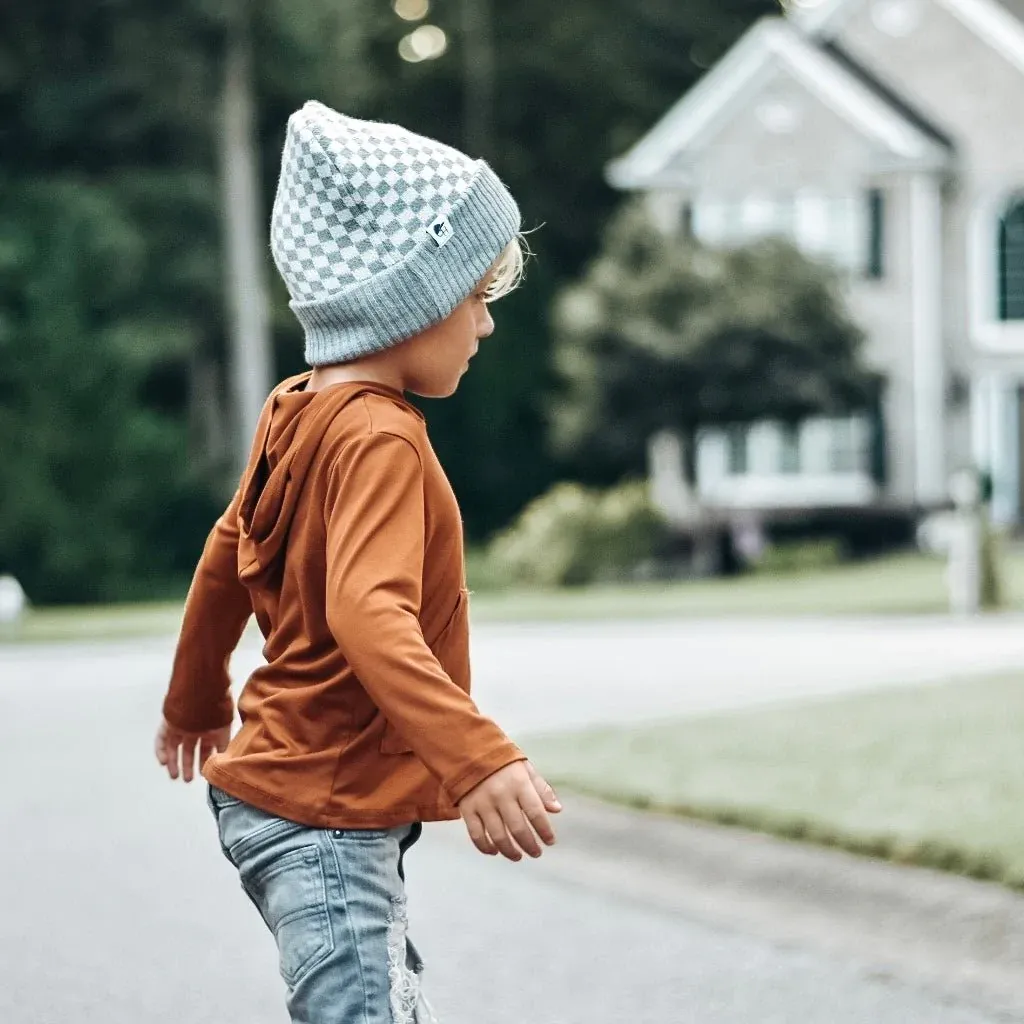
[946,470,983,617]
[0,575,27,625]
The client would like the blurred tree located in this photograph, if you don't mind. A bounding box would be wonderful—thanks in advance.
[550,201,880,479]
[0,0,389,601]
[0,1,230,601]
[0,0,777,600]
[0,178,221,602]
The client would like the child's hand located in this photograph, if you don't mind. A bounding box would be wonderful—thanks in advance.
[154,718,232,783]
[457,761,562,862]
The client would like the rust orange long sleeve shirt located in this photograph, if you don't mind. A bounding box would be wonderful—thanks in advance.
[163,374,524,828]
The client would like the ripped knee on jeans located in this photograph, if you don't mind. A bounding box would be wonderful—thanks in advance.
[386,896,438,1024]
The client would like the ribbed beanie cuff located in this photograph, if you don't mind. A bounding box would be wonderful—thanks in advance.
[292,162,520,366]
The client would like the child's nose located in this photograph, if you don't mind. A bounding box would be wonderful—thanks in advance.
[479,308,495,339]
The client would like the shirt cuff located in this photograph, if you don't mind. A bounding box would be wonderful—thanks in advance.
[445,741,528,805]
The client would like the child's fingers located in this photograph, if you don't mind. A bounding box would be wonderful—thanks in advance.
[181,736,199,783]
[198,738,217,770]
[165,741,180,780]
[518,787,556,848]
[463,811,498,856]
[154,721,174,766]
[481,808,521,862]
[499,797,543,859]
[526,762,562,813]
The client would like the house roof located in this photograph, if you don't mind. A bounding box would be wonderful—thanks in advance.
[607,17,953,190]
[820,41,955,150]
[793,0,1024,76]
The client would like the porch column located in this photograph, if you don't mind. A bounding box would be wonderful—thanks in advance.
[972,373,1021,525]
[909,172,947,505]
[970,373,993,475]
[992,380,1020,525]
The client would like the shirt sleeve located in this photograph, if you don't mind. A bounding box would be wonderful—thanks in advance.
[325,431,524,804]
[162,488,253,732]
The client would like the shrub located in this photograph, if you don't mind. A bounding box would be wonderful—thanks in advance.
[485,481,667,587]
[981,515,1004,611]
[753,538,846,575]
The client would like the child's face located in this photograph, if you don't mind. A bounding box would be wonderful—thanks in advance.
[395,275,496,398]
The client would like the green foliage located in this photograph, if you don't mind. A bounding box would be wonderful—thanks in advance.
[0,178,220,602]
[754,539,846,576]
[981,515,1004,611]
[550,200,880,479]
[0,0,778,599]
[485,480,667,587]
[0,0,236,601]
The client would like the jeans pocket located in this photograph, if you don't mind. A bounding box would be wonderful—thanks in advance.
[241,845,335,988]
[331,828,392,842]
[208,785,242,811]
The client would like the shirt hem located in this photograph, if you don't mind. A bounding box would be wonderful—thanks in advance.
[203,763,460,829]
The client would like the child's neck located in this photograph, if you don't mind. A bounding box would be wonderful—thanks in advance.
[306,357,405,395]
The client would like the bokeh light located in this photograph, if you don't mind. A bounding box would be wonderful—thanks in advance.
[393,0,430,22]
[398,25,448,63]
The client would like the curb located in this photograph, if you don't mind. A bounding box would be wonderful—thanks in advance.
[538,793,1024,1020]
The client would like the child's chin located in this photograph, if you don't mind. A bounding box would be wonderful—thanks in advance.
[411,379,460,399]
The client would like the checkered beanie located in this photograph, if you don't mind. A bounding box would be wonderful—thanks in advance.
[270,101,522,366]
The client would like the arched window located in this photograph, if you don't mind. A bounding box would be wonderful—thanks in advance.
[998,198,1024,320]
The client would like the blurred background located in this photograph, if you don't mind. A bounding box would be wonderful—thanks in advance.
[1,0,783,607]
[6,1,1024,1022]
[4,0,1024,614]
[3,0,1024,610]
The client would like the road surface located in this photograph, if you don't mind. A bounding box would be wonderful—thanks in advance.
[2,616,1021,1022]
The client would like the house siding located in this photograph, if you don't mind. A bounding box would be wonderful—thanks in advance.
[835,4,1024,361]
[848,174,919,503]
[615,1,1024,519]
[839,2,1024,177]
[680,69,893,194]
[835,0,1024,500]
[663,103,925,503]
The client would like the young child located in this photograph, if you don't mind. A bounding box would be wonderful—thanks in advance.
[155,101,561,1024]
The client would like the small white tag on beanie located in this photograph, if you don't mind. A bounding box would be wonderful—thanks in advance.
[428,215,454,247]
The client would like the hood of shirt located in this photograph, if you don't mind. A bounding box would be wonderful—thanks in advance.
[236,376,410,590]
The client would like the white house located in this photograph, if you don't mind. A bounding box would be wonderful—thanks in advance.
[610,0,1024,524]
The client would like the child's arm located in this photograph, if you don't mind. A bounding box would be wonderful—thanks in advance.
[157,489,253,780]
[326,432,559,858]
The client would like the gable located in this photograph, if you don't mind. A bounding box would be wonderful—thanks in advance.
[795,0,1024,75]
[607,18,950,190]
[823,0,1024,173]
[678,71,914,193]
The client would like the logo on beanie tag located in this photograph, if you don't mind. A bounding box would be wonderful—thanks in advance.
[428,215,454,248]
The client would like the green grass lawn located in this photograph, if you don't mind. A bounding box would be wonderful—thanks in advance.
[470,545,1024,622]
[5,546,1024,644]
[0,601,185,645]
[527,672,1024,888]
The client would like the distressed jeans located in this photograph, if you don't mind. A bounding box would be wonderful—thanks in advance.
[207,785,437,1023]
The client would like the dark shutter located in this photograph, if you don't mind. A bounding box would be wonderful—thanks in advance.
[999,200,1024,321]
[866,188,885,280]
[680,202,694,241]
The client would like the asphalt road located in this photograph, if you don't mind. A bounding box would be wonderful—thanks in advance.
[2,616,1022,1023]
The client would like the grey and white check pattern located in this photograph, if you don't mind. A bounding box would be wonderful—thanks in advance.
[268,101,521,367]
[271,114,477,302]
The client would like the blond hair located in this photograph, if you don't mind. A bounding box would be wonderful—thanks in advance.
[482,235,530,303]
